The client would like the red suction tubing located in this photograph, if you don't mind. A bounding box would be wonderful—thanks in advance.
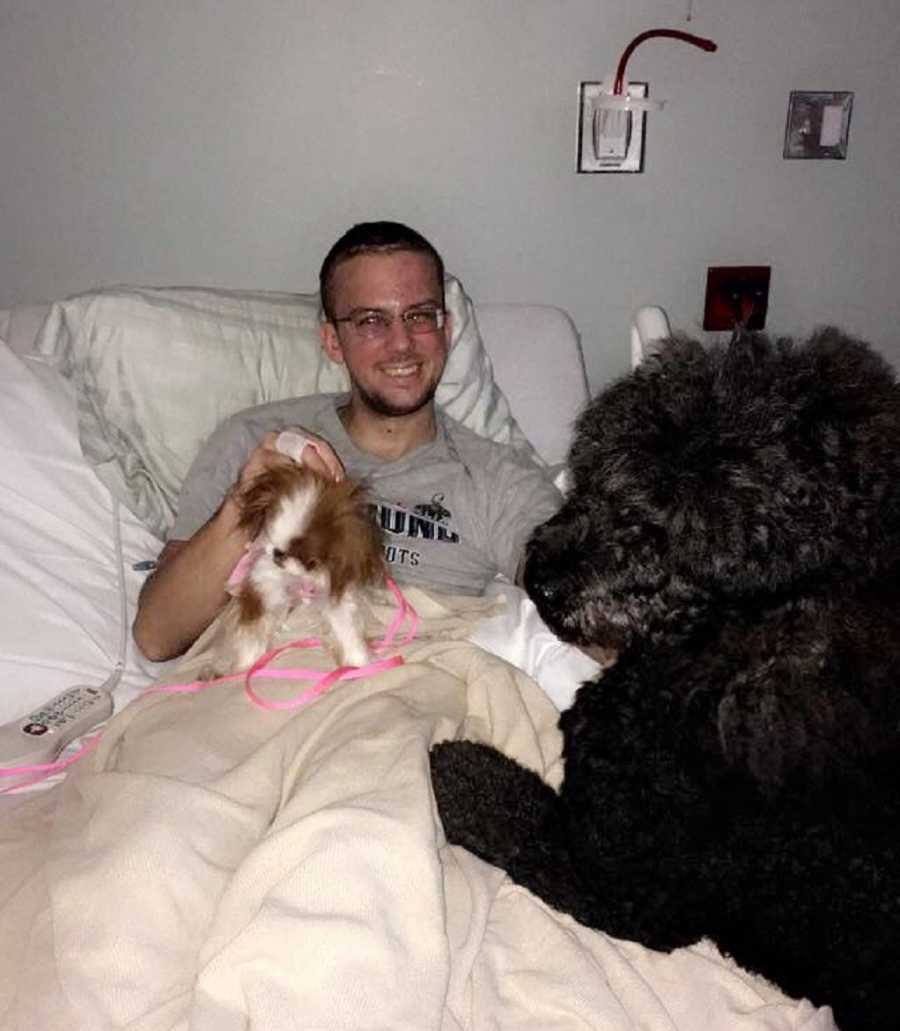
[614,29,717,95]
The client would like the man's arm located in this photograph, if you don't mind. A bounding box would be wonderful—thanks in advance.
[133,426,345,663]
[132,492,247,662]
[492,457,563,588]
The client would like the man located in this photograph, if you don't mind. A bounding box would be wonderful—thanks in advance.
[133,222,561,662]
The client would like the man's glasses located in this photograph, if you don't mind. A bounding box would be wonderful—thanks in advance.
[333,306,446,342]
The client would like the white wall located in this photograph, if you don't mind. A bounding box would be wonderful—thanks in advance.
[2,0,898,388]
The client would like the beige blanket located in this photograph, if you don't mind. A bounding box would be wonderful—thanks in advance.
[0,589,834,1030]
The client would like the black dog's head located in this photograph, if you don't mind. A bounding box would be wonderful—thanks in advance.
[525,329,900,654]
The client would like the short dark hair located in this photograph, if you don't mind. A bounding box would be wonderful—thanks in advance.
[319,221,445,322]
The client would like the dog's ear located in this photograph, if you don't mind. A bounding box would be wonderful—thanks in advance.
[236,475,276,541]
[342,482,388,589]
[303,479,386,597]
[236,466,302,541]
[329,480,386,596]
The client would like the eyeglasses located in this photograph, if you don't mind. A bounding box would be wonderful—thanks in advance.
[333,306,446,341]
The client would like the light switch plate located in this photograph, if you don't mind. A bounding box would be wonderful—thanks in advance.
[577,81,649,174]
[783,91,853,159]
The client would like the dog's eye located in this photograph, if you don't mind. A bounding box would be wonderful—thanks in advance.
[272,548,286,567]
[305,557,319,571]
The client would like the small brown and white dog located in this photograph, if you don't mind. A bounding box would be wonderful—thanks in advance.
[192,464,386,679]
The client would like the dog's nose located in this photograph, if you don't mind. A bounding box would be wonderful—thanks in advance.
[522,549,559,606]
[523,520,567,601]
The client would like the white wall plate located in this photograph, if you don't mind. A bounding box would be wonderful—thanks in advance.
[576,81,650,174]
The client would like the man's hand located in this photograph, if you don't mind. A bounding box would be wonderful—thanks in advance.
[237,426,345,490]
[134,426,344,662]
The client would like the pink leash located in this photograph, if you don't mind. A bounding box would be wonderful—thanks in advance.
[152,577,417,708]
[0,735,105,794]
[1,579,417,792]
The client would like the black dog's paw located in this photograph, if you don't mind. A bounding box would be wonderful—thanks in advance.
[430,740,558,870]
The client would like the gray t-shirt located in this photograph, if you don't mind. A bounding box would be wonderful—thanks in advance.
[170,394,562,597]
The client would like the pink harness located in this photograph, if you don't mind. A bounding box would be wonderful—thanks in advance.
[1,578,417,793]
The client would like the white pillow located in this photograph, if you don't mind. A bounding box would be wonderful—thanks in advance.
[439,277,535,452]
[0,341,159,726]
[35,278,536,539]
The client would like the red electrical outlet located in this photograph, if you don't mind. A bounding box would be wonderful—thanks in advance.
[703,266,771,331]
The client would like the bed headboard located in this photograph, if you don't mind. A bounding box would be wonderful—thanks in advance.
[475,303,590,468]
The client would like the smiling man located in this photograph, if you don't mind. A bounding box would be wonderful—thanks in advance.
[133,222,561,662]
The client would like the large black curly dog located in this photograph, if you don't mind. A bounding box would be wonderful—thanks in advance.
[431,329,900,1030]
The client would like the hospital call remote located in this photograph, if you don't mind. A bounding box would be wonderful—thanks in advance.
[0,685,113,782]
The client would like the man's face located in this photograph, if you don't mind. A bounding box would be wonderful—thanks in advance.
[320,250,451,418]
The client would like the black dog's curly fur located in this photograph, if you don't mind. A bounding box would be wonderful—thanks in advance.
[431,329,900,1030]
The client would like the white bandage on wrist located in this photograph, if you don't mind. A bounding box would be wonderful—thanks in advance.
[275,430,321,463]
